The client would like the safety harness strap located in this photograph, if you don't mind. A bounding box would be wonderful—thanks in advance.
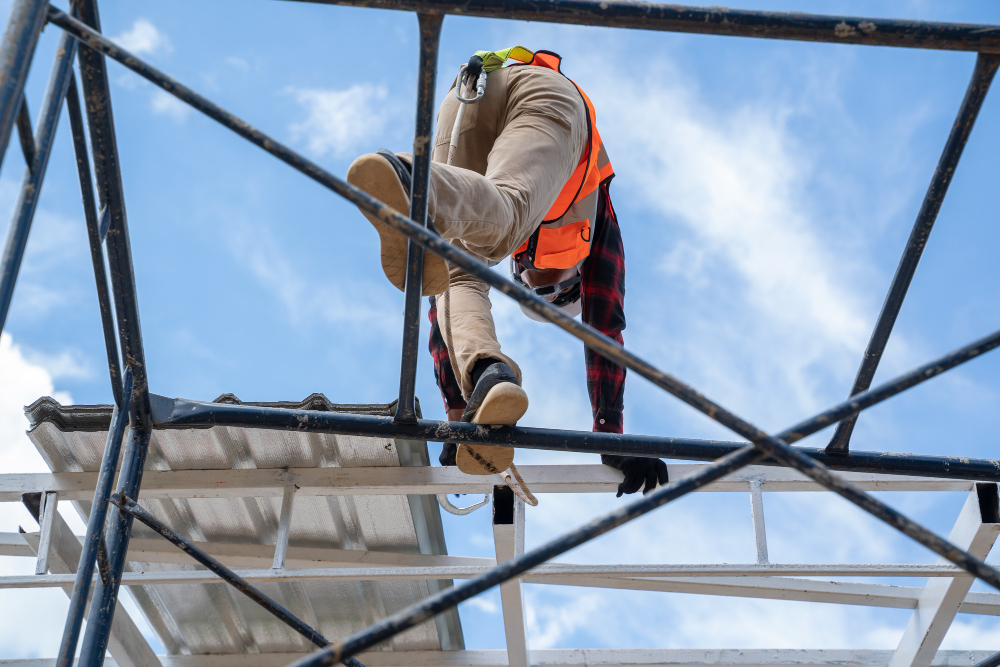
[473,46,534,72]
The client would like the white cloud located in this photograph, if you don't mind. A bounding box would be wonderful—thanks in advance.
[0,333,76,656]
[225,218,399,335]
[224,56,250,72]
[526,590,603,648]
[150,89,190,122]
[462,595,499,615]
[113,18,172,56]
[20,347,93,381]
[287,83,394,158]
[592,63,878,428]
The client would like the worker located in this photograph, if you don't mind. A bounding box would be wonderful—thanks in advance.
[347,48,668,496]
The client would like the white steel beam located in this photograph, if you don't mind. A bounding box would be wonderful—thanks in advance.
[4,564,1000,587]
[3,531,493,568]
[20,513,161,667]
[5,567,1000,616]
[748,480,768,565]
[493,486,529,667]
[3,648,999,666]
[0,564,979,585]
[889,483,1000,667]
[524,574,1000,616]
[0,531,31,556]
[272,485,296,570]
[0,465,977,502]
[33,491,57,575]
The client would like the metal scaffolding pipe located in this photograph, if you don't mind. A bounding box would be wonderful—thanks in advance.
[151,327,1000,479]
[65,72,123,408]
[276,0,1000,53]
[69,0,151,428]
[0,30,77,332]
[827,53,1000,454]
[55,368,132,667]
[395,12,442,423]
[71,0,153,663]
[0,0,46,175]
[112,495,365,667]
[78,426,152,666]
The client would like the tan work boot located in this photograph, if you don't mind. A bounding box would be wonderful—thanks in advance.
[346,150,449,295]
[456,360,529,475]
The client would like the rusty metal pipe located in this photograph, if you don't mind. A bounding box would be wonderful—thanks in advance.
[112,495,365,667]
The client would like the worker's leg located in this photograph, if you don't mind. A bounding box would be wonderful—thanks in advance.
[437,261,520,399]
[427,65,588,262]
[431,65,588,398]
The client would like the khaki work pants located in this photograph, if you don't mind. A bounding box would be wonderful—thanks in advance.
[419,64,588,399]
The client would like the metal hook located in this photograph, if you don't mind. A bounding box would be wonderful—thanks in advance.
[437,493,490,515]
[455,63,486,104]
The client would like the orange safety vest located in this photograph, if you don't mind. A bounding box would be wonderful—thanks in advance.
[512,51,614,271]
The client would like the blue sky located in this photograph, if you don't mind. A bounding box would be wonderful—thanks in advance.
[1,0,999,659]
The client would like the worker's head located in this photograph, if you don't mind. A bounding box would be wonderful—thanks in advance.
[510,259,583,321]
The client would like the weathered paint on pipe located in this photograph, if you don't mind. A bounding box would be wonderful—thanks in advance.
[975,650,1000,667]
[276,0,1000,53]
[395,12,442,424]
[113,495,365,667]
[0,31,77,332]
[151,327,1000,481]
[0,0,47,175]
[15,97,34,168]
[70,1,153,662]
[78,426,152,667]
[65,73,123,408]
[55,368,132,667]
[827,53,1000,454]
[68,0,151,429]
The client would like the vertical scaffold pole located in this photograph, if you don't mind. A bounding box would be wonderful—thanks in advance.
[65,71,124,407]
[0,0,46,175]
[55,368,133,667]
[395,12,443,422]
[68,0,153,663]
[0,31,78,333]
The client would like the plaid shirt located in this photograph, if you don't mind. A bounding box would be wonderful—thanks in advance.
[427,180,626,433]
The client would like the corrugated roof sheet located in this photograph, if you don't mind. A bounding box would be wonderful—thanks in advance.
[24,393,463,656]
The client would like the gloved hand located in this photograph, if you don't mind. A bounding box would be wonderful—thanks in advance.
[601,454,669,497]
[439,442,458,466]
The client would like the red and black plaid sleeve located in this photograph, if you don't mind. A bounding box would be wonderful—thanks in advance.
[581,181,627,433]
[427,296,467,412]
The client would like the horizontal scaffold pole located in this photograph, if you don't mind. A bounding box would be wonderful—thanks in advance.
[278,0,1000,53]
[148,325,1000,482]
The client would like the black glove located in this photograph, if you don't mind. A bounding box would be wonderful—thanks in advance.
[439,442,458,466]
[601,455,669,497]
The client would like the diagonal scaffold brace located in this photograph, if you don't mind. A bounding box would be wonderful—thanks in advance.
[110,494,365,667]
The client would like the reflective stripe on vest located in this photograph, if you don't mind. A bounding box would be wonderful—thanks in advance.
[509,50,614,271]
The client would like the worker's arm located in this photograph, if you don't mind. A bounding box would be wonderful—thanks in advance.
[583,184,668,496]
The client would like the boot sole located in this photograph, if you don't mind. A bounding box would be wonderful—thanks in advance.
[346,154,449,296]
[456,383,528,476]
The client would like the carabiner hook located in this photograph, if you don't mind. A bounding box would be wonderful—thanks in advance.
[437,493,490,515]
[455,57,486,105]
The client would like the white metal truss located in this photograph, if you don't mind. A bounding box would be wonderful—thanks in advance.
[3,463,998,665]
